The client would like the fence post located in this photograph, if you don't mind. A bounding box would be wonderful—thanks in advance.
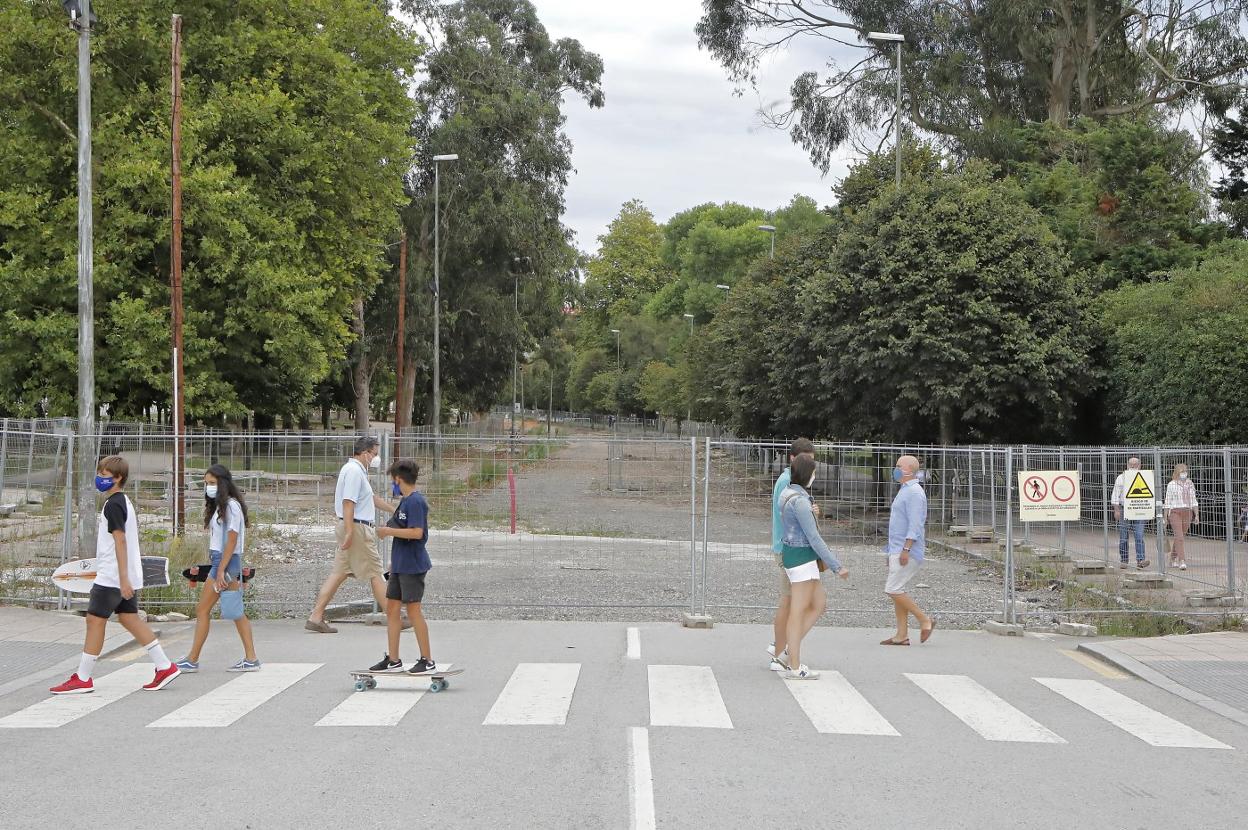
[1100,447,1109,565]
[967,449,975,529]
[1153,447,1164,571]
[1224,447,1237,595]
[701,437,711,615]
[24,425,36,504]
[689,436,698,616]
[1020,445,1030,545]
[1058,447,1066,555]
[0,418,8,502]
[60,430,76,610]
[1004,446,1015,624]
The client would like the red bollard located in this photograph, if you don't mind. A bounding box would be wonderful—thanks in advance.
[508,465,517,534]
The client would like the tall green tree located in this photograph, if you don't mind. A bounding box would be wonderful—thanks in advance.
[697,1,1248,172]
[0,0,419,421]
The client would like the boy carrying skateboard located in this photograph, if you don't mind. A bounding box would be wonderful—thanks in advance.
[50,456,180,694]
[368,459,436,675]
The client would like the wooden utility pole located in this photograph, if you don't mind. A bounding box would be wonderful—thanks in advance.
[170,14,186,535]
[395,229,407,432]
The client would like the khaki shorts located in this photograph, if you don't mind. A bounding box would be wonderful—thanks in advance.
[333,523,383,581]
[774,553,792,598]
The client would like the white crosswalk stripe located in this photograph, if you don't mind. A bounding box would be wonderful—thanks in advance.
[783,670,899,736]
[1036,677,1232,749]
[316,664,455,727]
[648,665,732,729]
[483,663,581,725]
[0,665,153,729]
[147,663,321,728]
[906,673,1066,743]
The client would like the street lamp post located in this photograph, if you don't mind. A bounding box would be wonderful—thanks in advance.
[757,224,776,258]
[867,31,906,186]
[683,313,695,424]
[431,153,458,468]
[67,0,97,556]
[610,328,620,434]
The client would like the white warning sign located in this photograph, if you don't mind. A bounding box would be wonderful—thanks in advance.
[1122,469,1156,521]
[1018,470,1081,522]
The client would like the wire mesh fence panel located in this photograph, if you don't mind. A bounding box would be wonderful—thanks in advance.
[0,429,73,606]
[699,441,1012,626]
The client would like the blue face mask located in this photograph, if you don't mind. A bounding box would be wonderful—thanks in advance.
[94,475,114,493]
[892,467,903,483]
[391,482,402,498]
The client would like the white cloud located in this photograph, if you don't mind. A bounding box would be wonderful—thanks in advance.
[533,0,866,252]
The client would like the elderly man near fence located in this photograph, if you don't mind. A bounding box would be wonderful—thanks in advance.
[881,455,935,646]
[1110,456,1151,570]
[306,436,396,633]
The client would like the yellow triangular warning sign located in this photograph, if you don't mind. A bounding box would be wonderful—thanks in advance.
[1126,472,1153,499]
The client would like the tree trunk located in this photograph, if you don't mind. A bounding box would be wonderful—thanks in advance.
[320,402,331,431]
[939,404,956,445]
[1047,18,1077,125]
[350,296,372,433]
[398,356,419,430]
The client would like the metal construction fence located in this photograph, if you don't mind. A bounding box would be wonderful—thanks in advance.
[1,424,1245,626]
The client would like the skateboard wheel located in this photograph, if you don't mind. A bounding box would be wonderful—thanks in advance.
[429,680,443,693]
[354,680,366,692]
[366,678,377,690]
[440,678,450,690]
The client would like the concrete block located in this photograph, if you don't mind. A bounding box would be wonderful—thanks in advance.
[983,620,1025,637]
[1035,550,1070,563]
[165,612,189,622]
[1123,572,1172,589]
[363,612,412,628]
[1057,622,1097,637]
[0,503,16,516]
[325,599,375,620]
[1184,593,1243,608]
[1071,560,1107,573]
[681,613,714,629]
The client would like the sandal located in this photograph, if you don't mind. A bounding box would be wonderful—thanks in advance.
[880,637,910,646]
[921,619,937,643]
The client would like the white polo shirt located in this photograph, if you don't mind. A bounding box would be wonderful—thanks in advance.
[334,457,376,523]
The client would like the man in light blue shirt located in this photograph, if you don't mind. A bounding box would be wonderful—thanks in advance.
[768,438,815,670]
[881,455,935,646]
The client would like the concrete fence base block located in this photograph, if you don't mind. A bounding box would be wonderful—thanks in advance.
[983,620,1025,637]
[1123,573,1173,589]
[363,612,412,629]
[1071,560,1107,573]
[1185,594,1243,608]
[1057,622,1097,637]
[681,613,714,629]
[325,600,375,621]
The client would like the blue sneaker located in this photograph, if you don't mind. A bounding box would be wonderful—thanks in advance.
[174,657,199,673]
[227,658,261,672]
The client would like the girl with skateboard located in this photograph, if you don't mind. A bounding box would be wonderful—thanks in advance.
[175,464,260,673]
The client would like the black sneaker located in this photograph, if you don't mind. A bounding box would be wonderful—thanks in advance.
[408,657,436,675]
[369,654,403,673]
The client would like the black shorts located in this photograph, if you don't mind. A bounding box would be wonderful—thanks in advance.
[385,572,427,604]
[87,584,139,619]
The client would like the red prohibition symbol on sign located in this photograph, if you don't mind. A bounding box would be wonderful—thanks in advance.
[1051,475,1077,503]
[1023,476,1048,502]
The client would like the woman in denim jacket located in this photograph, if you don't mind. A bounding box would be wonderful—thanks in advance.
[778,454,849,679]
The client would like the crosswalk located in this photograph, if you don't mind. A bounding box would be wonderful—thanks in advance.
[0,661,1236,751]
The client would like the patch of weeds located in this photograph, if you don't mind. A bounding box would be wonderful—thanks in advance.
[1014,564,1061,592]
[1095,613,1193,637]
[468,459,507,488]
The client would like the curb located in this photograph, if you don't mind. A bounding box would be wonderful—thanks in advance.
[1077,641,1248,730]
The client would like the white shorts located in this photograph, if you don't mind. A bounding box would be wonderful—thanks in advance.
[785,560,821,584]
[885,554,922,595]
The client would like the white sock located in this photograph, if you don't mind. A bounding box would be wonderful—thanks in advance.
[145,639,172,671]
[77,652,98,681]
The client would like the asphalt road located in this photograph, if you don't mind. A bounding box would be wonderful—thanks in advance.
[0,620,1244,829]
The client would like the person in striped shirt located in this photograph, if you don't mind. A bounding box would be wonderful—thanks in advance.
[1163,464,1199,571]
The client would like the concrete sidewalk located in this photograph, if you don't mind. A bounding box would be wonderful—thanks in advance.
[0,605,173,696]
[1081,631,1248,728]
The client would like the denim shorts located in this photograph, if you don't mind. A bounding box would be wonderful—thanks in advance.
[208,550,241,581]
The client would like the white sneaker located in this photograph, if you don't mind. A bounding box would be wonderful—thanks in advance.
[1179,562,1187,570]
[785,664,819,680]
[769,655,790,672]
[766,642,776,658]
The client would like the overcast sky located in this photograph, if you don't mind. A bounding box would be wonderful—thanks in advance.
[532,1,861,253]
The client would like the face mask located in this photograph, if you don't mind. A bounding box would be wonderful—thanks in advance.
[892,467,903,483]
[369,453,381,469]
[391,482,402,497]
[94,475,114,493]
[205,484,219,499]
[1179,473,1188,481]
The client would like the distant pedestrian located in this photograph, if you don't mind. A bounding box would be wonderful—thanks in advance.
[881,455,934,646]
[767,438,816,671]
[174,465,260,673]
[1163,463,1199,571]
[306,436,394,632]
[777,454,849,679]
[1110,456,1151,570]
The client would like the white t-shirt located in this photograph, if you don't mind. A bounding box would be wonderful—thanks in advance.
[95,493,142,589]
[210,498,246,555]
[334,457,376,522]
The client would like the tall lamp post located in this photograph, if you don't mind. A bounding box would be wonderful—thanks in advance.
[867,31,905,186]
[66,0,97,556]
[431,153,458,468]
[757,224,776,258]
[610,328,621,434]
[683,313,695,424]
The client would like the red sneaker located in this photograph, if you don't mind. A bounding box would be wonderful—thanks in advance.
[143,664,181,691]
[50,674,94,695]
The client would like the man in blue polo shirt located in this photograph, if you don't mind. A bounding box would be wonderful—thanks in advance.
[881,455,935,646]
